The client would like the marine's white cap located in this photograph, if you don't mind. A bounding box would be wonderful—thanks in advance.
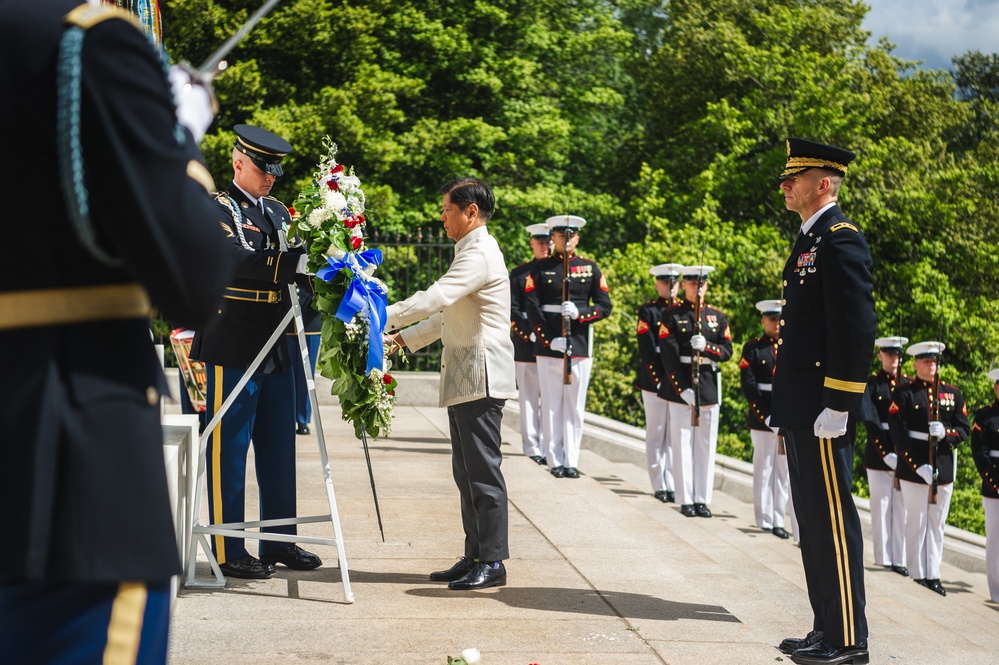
[875,336,909,351]
[987,368,999,382]
[650,263,685,278]
[755,299,782,315]
[525,223,549,236]
[906,341,945,358]
[545,214,586,230]
[681,266,714,279]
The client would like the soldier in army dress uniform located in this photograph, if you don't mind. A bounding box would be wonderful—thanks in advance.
[971,368,999,603]
[864,336,911,576]
[637,263,684,502]
[525,215,612,478]
[191,125,322,579]
[658,266,733,518]
[510,223,551,464]
[889,341,970,596]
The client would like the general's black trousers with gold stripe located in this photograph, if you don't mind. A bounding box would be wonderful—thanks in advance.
[785,428,868,648]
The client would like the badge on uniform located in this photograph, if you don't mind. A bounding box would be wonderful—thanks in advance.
[797,252,816,269]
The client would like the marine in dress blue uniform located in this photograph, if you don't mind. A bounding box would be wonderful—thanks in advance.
[770,139,874,665]
[657,266,733,517]
[972,368,999,603]
[0,1,233,661]
[190,125,322,579]
[888,341,969,596]
[637,263,684,503]
[510,223,550,464]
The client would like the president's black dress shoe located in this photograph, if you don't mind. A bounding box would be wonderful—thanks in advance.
[259,545,322,570]
[429,557,475,582]
[680,504,697,517]
[694,503,712,517]
[448,562,506,590]
[892,565,908,577]
[925,579,946,595]
[772,526,790,539]
[529,455,547,466]
[564,467,580,478]
[550,466,566,478]
[779,629,823,655]
[296,423,310,435]
[791,639,868,665]
[219,555,276,579]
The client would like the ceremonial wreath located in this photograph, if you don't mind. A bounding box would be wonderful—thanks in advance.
[290,138,396,438]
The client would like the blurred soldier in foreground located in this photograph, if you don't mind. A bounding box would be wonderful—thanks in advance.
[971,368,999,603]
[0,0,230,661]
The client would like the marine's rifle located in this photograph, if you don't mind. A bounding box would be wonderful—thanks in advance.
[561,227,574,385]
[929,352,941,505]
[690,255,706,427]
[191,0,284,83]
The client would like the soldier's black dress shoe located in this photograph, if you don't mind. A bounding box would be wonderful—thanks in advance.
[892,565,908,577]
[219,555,276,579]
[772,526,790,539]
[791,639,868,665]
[529,455,547,465]
[666,490,675,503]
[429,557,475,582]
[925,579,946,595]
[296,423,310,435]
[653,491,670,503]
[448,562,506,590]
[259,544,322,570]
[680,504,697,517]
[694,503,712,517]
[550,466,566,478]
[564,467,580,478]
[779,629,823,655]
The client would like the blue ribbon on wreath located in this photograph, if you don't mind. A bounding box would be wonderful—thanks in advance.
[316,249,388,375]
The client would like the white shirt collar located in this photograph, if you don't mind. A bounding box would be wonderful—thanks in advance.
[233,182,260,208]
[800,201,837,236]
[455,224,488,252]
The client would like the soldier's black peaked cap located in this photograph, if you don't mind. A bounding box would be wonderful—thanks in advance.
[779,138,856,181]
[233,124,293,177]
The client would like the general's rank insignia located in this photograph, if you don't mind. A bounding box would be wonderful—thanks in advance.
[637,319,649,335]
[525,275,535,292]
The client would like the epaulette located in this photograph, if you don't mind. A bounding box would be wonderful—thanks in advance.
[65,4,142,31]
[186,161,214,193]
[830,222,858,233]
[214,192,230,203]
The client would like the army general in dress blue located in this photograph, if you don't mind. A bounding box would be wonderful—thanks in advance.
[770,139,875,665]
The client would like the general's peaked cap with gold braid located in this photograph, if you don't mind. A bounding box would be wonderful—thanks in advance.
[779,137,856,181]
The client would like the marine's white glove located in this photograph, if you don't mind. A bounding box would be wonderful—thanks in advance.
[690,334,707,351]
[883,452,898,470]
[561,301,579,320]
[928,421,946,439]
[529,332,536,342]
[770,425,781,435]
[680,388,697,406]
[814,408,849,439]
[550,337,567,353]
[168,64,215,143]
[916,464,934,484]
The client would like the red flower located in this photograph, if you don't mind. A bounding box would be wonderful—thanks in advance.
[382,373,393,385]
[350,236,363,249]
[326,180,339,190]
[357,214,366,225]
[344,216,361,229]
[287,206,297,217]
[331,164,344,174]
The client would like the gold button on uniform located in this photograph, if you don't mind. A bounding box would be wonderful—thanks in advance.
[815,362,821,367]
[781,299,786,306]
[778,339,783,345]
[780,319,785,326]
[783,280,788,287]
[146,386,159,405]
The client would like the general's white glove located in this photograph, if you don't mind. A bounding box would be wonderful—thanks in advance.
[883,452,898,470]
[561,301,579,320]
[550,337,567,353]
[916,464,934,484]
[168,64,215,143]
[680,388,697,406]
[928,421,946,439]
[690,334,707,351]
[814,408,849,439]
[529,332,536,342]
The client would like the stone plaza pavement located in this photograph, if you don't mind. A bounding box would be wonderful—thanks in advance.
[167,377,999,664]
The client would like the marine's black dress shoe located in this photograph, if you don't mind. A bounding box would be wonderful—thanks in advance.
[772,526,790,539]
[779,629,824,655]
[653,490,670,503]
[219,555,276,579]
[448,562,506,590]
[429,556,475,582]
[791,639,868,665]
[665,490,675,503]
[529,455,547,466]
[564,467,580,478]
[694,503,712,518]
[680,504,697,517]
[925,579,946,595]
[550,465,566,478]
[296,423,310,435]
[892,565,908,577]
[259,544,322,570]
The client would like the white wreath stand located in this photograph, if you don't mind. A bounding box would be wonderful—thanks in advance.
[185,231,354,602]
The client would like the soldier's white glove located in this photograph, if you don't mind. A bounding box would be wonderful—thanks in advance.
[928,421,946,439]
[883,452,898,470]
[916,464,934,484]
[550,337,568,353]
[814,408,849,439]
[561,301,579,320]
[690,334,707,351]
[680,388,697,406]
[296,254,309,274]
[168,64,215,143]
[529,332,536,342]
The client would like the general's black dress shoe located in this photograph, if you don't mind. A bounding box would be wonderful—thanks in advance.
[680,504,697,517]
[779,629,824,655]
[653,490,670,503]
[259,544,322,570]
[448,562,506,590]
[926,579,946,596]
[564,467,580,478]
[791,639,868,665]
[892,565,908,577]
[529,455,547,466]
[219,555,276,579]
[550,466,566,478]
[772,526,790,539]
[429,557,475,582]
[694,503,712,518]
[296,423,310,435]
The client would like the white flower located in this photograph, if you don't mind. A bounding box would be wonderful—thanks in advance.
[338,174,361,192]
[308,206,332,229]
[323,189,348,214]
[460,648,481,664]
[351,226,364,239]
[327,245,346,259]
